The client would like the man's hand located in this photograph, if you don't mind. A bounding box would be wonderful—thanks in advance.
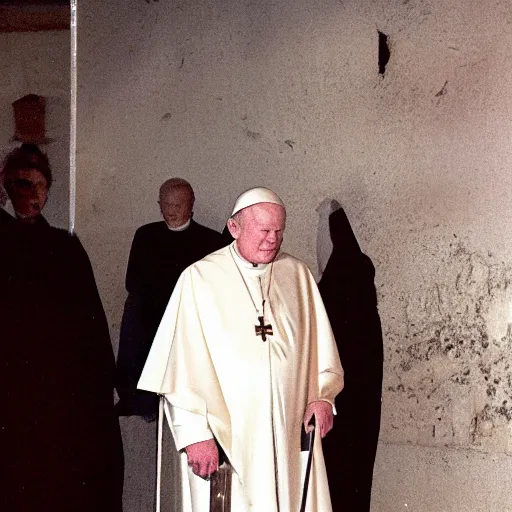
[303,400,334,438]
[185,439,219,479]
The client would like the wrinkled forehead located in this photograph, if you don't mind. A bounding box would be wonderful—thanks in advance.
[160,185,193,203]
[241,202,286,227]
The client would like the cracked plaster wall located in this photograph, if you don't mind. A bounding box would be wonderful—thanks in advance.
[77,0,512,510]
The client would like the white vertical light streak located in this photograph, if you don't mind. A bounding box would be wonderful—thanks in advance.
[69,0,77,234]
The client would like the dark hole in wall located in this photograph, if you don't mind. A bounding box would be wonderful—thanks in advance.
[378,30,390,75]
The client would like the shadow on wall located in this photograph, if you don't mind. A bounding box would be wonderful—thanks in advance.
[316,198,341,280]
[316,200,384,512]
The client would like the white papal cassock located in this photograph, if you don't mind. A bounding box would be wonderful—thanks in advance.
[138,242,344,512]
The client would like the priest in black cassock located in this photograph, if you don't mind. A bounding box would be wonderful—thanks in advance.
[318,206,384,512]
[0,144,124,511]
[115,178,224,418]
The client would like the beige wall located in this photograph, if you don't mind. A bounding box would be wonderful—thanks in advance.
[0,30,70,229]
[77,0,512,510]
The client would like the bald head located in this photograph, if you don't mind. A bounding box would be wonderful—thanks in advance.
[227,202,286,264]
[158,178,195,228]
[159,178,194,202]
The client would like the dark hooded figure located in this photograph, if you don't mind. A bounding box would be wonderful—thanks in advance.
[318,207,383,512]
[0,144,124,511]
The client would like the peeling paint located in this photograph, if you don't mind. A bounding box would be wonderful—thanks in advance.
[244,128,262,140]
[384,241,512,453]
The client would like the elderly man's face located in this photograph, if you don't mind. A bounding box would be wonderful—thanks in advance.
[228,202,286,264]
[7,168,49,222]
[159,186,194,228]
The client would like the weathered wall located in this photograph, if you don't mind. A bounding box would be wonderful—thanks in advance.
[0,30,70,229]
[77,0,512,510]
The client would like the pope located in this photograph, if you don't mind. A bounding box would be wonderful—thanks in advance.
[138,187,344,511]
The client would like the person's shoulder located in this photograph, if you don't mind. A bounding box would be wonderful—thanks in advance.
[190,221,226,253]
[0,207,15,225]
[274,252,315,279]
[176,246,231,292]
[190,220,223,239]
[40,227,91,263]
[186,244,230,274]
[0,210,15,238]
[131,221,168,243]
[197,243,230,264]
[54,228,88,252]
[275,251,308,268]
[43,223,74,243]
[135,221,166,235]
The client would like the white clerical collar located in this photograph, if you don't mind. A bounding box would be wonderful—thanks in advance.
[167,219,191,231]
[230,242,270,276]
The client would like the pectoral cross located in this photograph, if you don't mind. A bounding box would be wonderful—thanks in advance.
[255,316,273,341]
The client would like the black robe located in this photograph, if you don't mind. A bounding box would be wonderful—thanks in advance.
[0,214,124,512]
[115,220,225,416]
[318,208,383,512]
[0,205,15,226]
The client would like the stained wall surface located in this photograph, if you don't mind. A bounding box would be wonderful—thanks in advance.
[0,30,70,229]
[77,0,512,510]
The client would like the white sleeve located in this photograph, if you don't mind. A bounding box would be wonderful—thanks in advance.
[164,394,214,451]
